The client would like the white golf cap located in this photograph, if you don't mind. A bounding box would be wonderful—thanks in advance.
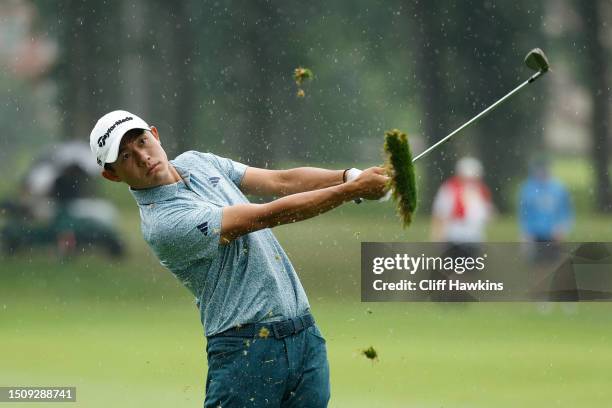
[89,110,150,166]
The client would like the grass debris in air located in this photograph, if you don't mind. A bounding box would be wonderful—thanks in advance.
[383,129,417,227]
[293,67,313,98]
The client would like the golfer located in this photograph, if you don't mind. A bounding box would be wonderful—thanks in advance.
[90,110,389,407]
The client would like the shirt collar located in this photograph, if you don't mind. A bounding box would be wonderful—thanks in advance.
[129,161,190,205]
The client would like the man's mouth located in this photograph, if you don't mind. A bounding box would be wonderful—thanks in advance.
[146,162,160,176]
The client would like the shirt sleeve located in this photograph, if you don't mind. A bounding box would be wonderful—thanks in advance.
[151,201,224,270]
[209,153,248,187]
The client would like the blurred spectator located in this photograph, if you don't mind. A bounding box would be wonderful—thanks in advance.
[518,156,574,264]
[519,156,576,314]
[519,156,574,242]
[0,141,124,258]
[429,157,495,301]
[431,157,495,244]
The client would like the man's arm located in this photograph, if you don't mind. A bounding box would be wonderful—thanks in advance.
[240,167,345,197]
[221,167,388,244]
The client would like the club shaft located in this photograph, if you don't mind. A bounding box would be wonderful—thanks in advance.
[412,70,544,163]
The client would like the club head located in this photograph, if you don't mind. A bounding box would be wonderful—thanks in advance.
[524,48,550,72]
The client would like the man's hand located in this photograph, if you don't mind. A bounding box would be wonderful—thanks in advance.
[350,167,390,200]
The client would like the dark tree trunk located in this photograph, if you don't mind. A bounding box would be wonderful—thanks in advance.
[120,0,151,121]
[148,0,199,157]
[410,1,456,209]
[54,0,121,140]
[237,1,280,168]
[461,1,546,213]
[578,0,612,212]
[170,1,198,155]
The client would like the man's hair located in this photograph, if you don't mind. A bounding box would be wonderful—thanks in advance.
[103,128,147,171]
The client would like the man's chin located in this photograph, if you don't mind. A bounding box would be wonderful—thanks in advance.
[131,165,174,189]
[147,168,171,186]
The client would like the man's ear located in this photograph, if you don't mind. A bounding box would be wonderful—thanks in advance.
[149,126,160,143]
[102,169,122,182]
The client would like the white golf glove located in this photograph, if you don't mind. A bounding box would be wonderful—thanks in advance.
[345,168,392,203]
[345,168,363,183]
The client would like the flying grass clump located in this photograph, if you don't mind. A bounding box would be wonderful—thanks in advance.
[361,346,379,362]
[293,67,313,98]
[383,129,417,227]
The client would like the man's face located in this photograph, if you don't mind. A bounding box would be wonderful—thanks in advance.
[102,127,173,189]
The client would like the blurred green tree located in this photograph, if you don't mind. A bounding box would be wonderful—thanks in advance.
[576,0,612,213]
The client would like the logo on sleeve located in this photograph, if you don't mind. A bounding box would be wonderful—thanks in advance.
[208,176,220,187]
[197,222,209,236]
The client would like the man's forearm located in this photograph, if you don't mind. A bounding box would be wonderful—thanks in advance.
[259,181,358,227]
[222,181,359,242]
[279,167,345,195]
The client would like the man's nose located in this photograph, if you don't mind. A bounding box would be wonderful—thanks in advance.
[134,149,150,165]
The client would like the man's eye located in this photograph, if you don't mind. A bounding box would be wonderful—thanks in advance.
[122,153,130,160]
[140,138,146,144]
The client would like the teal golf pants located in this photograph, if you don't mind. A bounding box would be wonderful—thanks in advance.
[204,324,330,407]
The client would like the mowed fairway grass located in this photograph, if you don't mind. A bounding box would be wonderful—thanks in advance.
[2,205,612,408]
[2,156,612,407]
[3,295,612,407]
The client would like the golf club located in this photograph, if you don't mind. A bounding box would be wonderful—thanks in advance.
[411,48,550,163]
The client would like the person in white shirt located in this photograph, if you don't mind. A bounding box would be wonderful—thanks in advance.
[431,157,495,244]
[429,157,495,301]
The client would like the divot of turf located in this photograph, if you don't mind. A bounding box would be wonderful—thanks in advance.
[383,129,417,227]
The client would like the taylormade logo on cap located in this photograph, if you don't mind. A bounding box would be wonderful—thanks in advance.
[90,110,150,166]
[97,116,134,147]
